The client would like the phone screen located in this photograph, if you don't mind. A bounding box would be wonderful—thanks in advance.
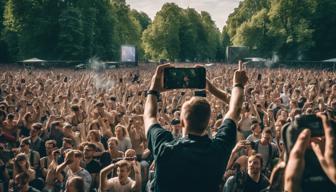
[164,67,206,89]
[194,90,206,97]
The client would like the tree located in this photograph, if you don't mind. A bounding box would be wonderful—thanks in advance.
[179,8,201,61]
[308,0,336,60]
[221,26,231,61]
[233,9,275,57]
[130,9,151,32]
[58,7,84,60]
[142,3,182,60]
[201,11,221,61]
[268,0,316,59]
[0,0,9,62]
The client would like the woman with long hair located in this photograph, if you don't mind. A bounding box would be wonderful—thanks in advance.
[13,153,35,182]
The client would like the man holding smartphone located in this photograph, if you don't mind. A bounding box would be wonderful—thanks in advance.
[144,62,248,192]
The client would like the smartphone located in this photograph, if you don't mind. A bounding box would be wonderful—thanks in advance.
[164,67,206,89]
[194,90,206,97]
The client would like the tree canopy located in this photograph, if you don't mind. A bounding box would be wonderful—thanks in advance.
[224,0,336,60]
[0,0,150,62]
[1,0,335,63]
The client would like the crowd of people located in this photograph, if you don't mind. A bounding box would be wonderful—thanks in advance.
[0,62,335,192]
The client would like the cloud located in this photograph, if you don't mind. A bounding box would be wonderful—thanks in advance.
[126,0,241,29]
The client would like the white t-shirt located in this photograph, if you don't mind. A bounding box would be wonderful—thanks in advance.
[280,93,290,107]
[108,177,135,192]
[117,137,132,152]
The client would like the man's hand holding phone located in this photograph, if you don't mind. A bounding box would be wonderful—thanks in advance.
[149,63,171,92]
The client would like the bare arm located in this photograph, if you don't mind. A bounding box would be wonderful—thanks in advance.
[99,163,116,191]
[144,64,170,135]
[131,162,142,192]
[224,61,248,123]
[206,79,230,104]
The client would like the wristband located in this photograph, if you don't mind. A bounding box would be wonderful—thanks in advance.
[233,83,244,89]
[146,90,160,100]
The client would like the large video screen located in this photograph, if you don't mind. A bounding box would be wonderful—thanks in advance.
[121,45,136,62]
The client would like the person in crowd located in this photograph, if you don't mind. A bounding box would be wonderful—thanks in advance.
[65,176,85,192]
[143,62,248,191]
[40,140,57,178]
[83,142,101,189]
[28,123,45,157]
[13,153,36,182]
[44,149,62,191]
[19,137,41,171]
[223,154,269,192]
[246,122,262,142]
[68,104,87,127]
[127,116,147,159]
[56,150,92,192]
[11,172,40,192]
[100,159,141,192]
[115,124,132,152]
[253,128,279,176]
[100,137,124,168]
[2,113,18,137]
[223,139,256,185]
[87,129,105,152]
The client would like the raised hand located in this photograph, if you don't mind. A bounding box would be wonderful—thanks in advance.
[149,63,171,92]
[311,113,336,184]
[284,129,311,192]
[233,61,248,87]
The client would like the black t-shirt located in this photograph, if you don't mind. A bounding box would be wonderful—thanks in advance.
[85,159,101,174]
[147,118,237,192]
[242,174,269,192]
[19,125,30,138]
[100,152,123,168]
[100,135,109,151]
[100,152,112,169]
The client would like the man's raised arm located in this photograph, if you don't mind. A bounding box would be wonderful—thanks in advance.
[144,64,170,135]
[224,61,248,123]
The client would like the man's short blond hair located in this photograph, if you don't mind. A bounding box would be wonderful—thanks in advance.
[181,97,211,134]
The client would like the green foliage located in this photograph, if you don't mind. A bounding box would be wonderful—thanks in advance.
[142,3,221,62]
[0,0,9,62]
[58,7,84,60]
[142,3,182,60]
[224,0,335,60]
[1,0,151,62]
[2,0,333,62]
[308,0,336,60]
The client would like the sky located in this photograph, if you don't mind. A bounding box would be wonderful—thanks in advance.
[126,0,242,30]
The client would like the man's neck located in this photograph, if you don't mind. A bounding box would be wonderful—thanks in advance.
[23,149,30,154]
[182,128,205,137]
[30,135,38,142]
[119,177,129,185]
[248,171,261,183]
[84,156,92,163]
[71,165,81,173]
[260,139,268,145]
